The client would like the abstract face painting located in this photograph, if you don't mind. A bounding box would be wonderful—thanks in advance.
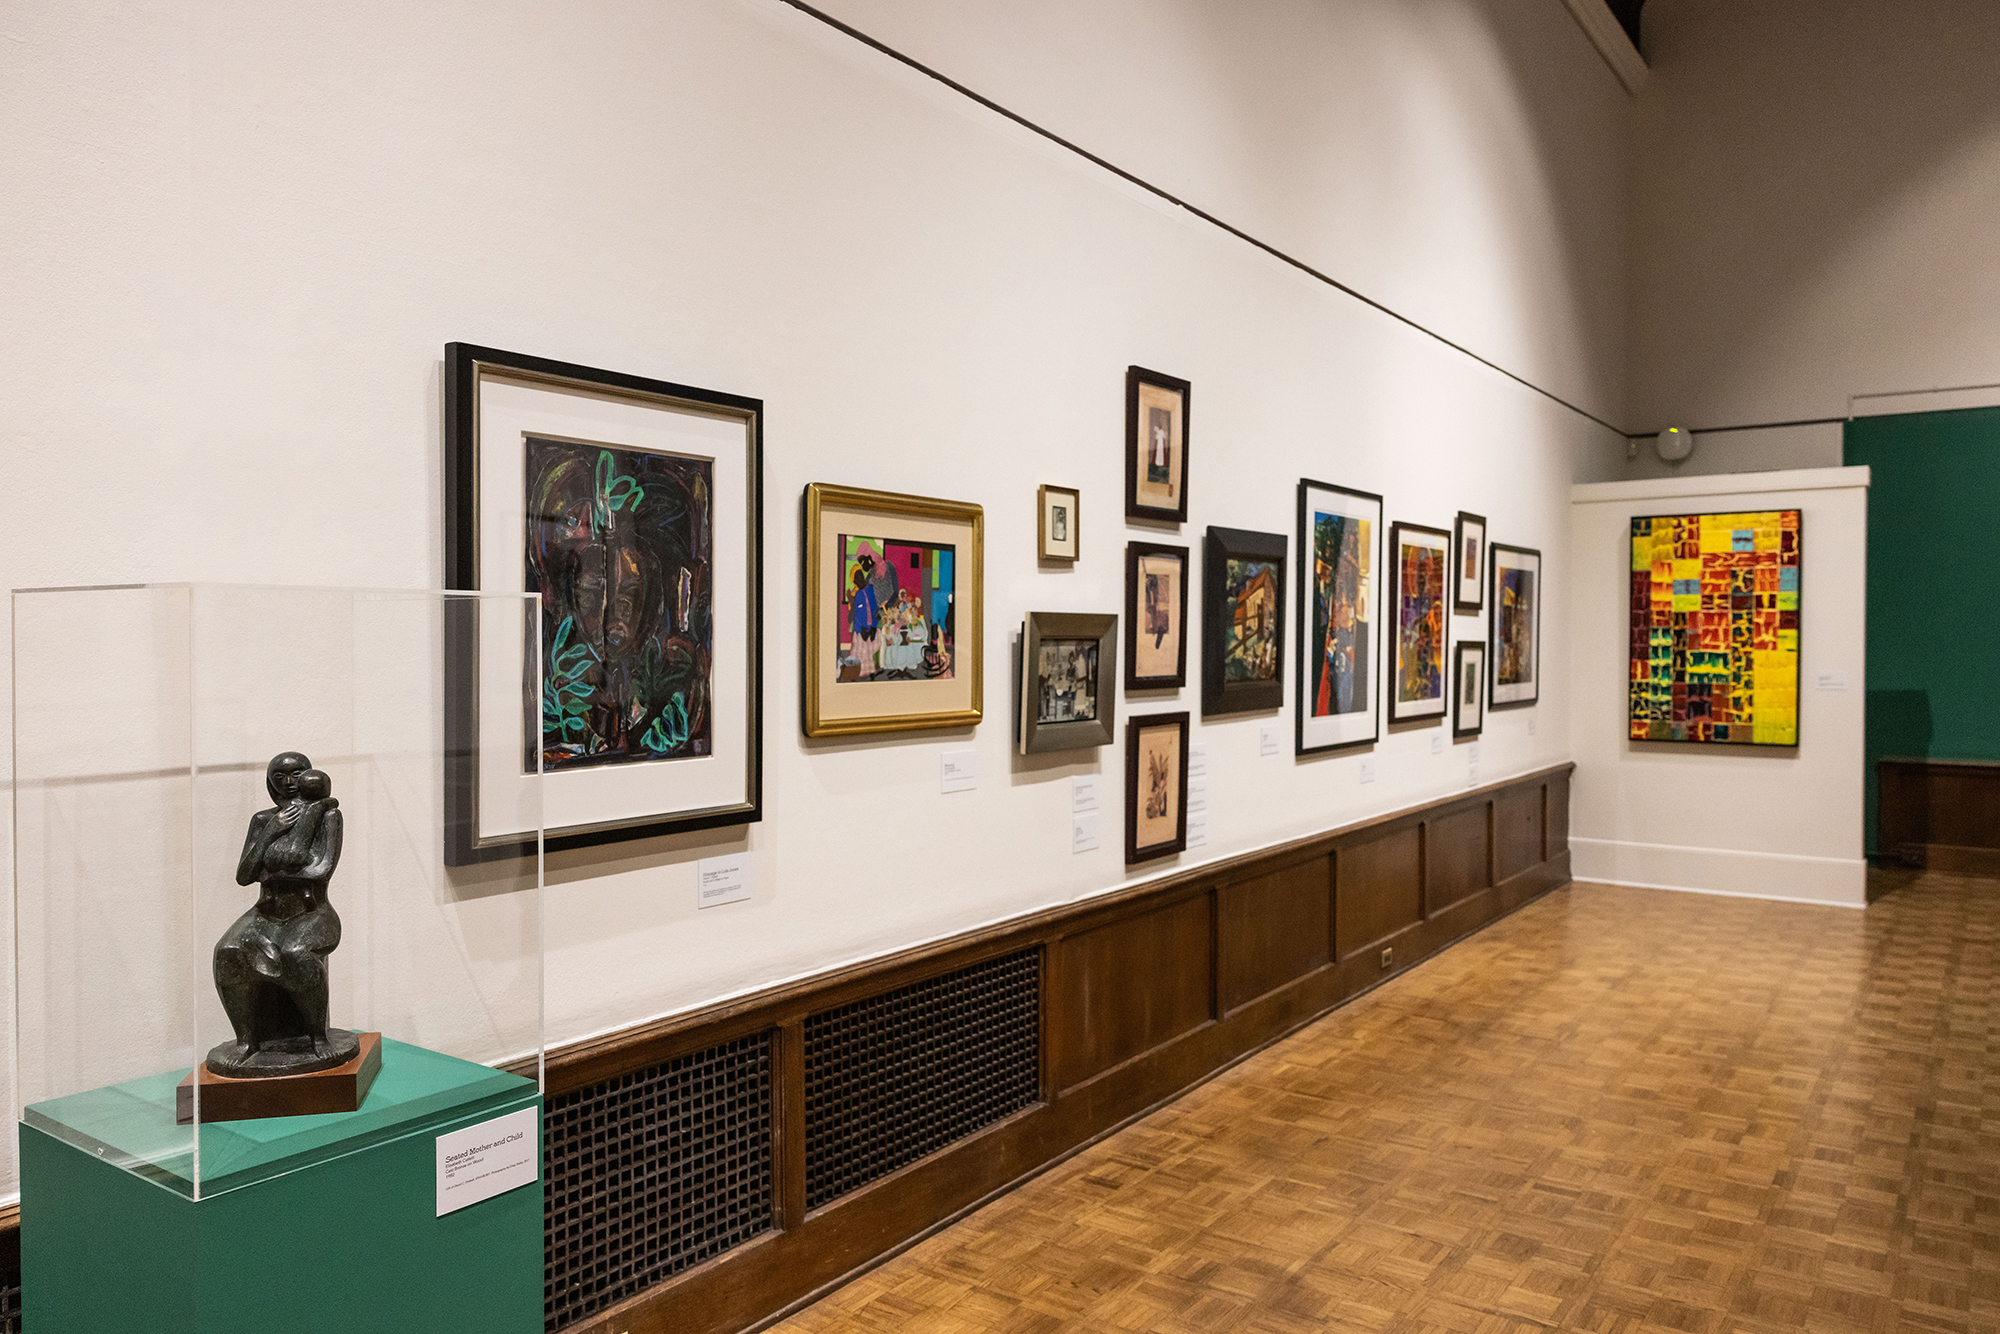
[526,437,713,771]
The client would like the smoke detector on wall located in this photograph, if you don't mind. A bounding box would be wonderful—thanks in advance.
[1655,427,1694,462]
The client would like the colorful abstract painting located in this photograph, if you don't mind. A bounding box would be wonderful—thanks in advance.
[526,437,713,771]
[837,535,956,682]
[1396,540,1445,706]
[1221,558,1280,682]
[1629,510,1800,745]
[1309,511,1371,718]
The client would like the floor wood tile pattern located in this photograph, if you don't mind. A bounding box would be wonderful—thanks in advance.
[767,872,1999,1334]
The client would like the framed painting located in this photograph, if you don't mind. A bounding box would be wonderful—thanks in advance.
[1296,479,1382,754]
[443,342,762,865]
[1202,526,1285,716]
[1124,541,1190,690]
[1038,484,1080,562]
[1125,711,1190,864]
[1453,641,1486,738]
[1018,611,1118,754]
[1125,366,1190,522]
[1628,512,1797,742]
[803,483,983,737]
[1389,521,1450,723]
[1491,542,1543,711]
[1454,511,1487,613]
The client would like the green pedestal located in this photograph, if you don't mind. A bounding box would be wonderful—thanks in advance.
[21,1039,543,1334]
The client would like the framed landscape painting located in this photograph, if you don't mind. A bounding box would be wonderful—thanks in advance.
[1125,366,1190,522]
[444,342,763,864]
[1019,611,1118,754]
[1296,479,1382,754]
[1389,522,1450,723]
[1125,711,1189,864]
[1125,540,1190,690]
[1202,526,1285,716]
[1628,513,1795,742]
[1491,542,1543,710]
[803,483,983,737]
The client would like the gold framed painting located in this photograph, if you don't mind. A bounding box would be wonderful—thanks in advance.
[803,483,983,737]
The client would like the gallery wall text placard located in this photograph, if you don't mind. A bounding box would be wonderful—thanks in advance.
[697,852,753,909]
[436,1106,539,1217]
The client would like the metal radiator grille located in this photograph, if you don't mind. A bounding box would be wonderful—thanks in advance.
[544,1034,773,1331]
[0,1279,17,1333]
[804,948,1041,1210]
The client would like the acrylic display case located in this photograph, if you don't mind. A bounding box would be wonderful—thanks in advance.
[12,583,546,1333]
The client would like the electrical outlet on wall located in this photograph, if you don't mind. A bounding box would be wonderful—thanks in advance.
[1380,947,1394,970]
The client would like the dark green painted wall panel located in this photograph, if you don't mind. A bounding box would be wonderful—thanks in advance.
[1844,405,2000,852]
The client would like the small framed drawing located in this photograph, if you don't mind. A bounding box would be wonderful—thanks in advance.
[1202,526,1286,716]
[1125,711,1190,864]
[1038,485,1080,562]
[803,483,983,737]
[1453,511,1487,613]
[1489,542,1541,709]
[1389,521,1451,723]
[1297,479,1382,754]
[1018,611,1118,754]
[1453,641,1486,738]
[443,342,763,866]
[1125,366,1190,522]
[1125,541,1190,689]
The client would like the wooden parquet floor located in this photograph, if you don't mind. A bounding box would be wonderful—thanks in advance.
[768,872,2000,1334]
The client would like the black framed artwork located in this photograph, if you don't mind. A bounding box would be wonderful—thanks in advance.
[1125,366,1190,522]
[1489,542,1542,710]
[1125,711,1190,864]
[1453,640,1486,738]
[1124,540,1190,690]
[443,342,763,865]
[1296,478,1383,755]
[1202,526,1285,716]
[1388,521,1451,724]
[1453,511,1487,613]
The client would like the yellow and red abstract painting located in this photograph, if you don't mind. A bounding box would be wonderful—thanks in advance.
[1629,510,1800,745]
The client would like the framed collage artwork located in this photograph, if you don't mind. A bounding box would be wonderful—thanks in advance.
[1125,540,1190,689]
[1018,611,1118,754]
[1296,479,1382,754]
[1388,521,1450,723]
[1202,526,1285,716]
[803,483,984,737]
[443,342,763,865]
[1490,542,1542,710]
[1453,511,1486,613]
[1125,366,1190,522]
[1125,711,1190,864]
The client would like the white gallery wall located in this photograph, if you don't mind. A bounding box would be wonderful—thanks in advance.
[0,0,1634,1197]
[1568,468,1869,907]
[1620,0,2000,479]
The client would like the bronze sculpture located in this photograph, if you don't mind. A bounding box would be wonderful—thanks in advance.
[208,752,360,1078]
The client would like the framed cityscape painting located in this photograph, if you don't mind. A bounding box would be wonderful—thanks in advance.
[1490,542,1542,710]
[1389,522,1450,723]
[1038,484,1080,562]
[1125,366,1190,522]
[1019,611,1118,754]
[803,483,983,737]
[1296,479,1382,754]
[1125,540,1190,690]
[444,342,763,865]
[1202,526,1285,716]
[1125,711,1190,864]
[1454,511,1487,613]
[1453,641,1486,738]
[1628,512,1797,743]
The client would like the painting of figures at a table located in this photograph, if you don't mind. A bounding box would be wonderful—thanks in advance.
[837,535,957,682]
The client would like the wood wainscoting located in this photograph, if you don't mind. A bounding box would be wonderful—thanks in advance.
[1877,757,2000,874]
[546,763,1572,1334]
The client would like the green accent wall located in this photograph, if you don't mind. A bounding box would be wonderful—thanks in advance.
[1845,405,2000,853]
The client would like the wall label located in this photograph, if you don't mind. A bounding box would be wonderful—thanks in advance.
[1071,812,1100,853]
[1071,774,1100,814]
[941,749,978,793]
[697,853,752,909]
[436,1106,539,1217]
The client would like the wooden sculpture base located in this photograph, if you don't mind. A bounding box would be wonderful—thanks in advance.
[176,1031,382,1124]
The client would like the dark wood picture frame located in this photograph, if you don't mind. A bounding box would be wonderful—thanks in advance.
[1296,477,1383,756]
[1452,640,1486,738]
[1489,541,1543,712]
[1124,365,1191,523]
[1124,540,1190,690]
[1453,510,1487,613]
[1202,526,1286,716]
[443,341,764,865]
[1124,710,1190,864]
[1018,611,1119,754]
[1388,520,1452,724]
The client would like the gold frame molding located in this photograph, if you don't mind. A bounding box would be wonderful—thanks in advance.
[803,482,984,737]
